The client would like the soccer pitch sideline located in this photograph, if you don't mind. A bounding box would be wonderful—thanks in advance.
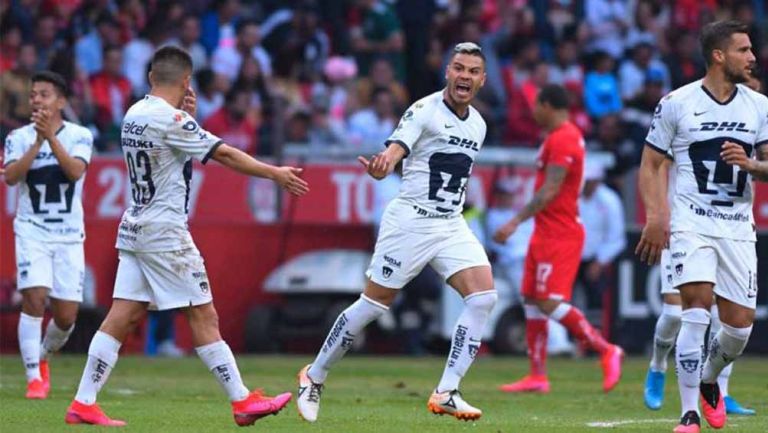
[0,355,765,432]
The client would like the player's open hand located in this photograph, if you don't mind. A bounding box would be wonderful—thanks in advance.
[358,153,390,180]
[635,218,668,265]
[493,220,519,244]
[31,108,55,140]
[273,166,309,196]
[181,86,197,118]
[721,141,753,171]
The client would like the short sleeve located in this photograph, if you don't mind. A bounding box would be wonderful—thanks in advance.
[756,96,768,148]
[71,129,94,165]
[3,129,27,166]
[645,96,676,154]
[545,130,581,168]
[385,100,430,157]
[165,112,223,164]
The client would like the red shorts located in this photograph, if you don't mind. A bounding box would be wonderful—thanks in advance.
[521,235,584,301]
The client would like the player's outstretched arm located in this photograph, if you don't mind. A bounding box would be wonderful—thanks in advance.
[493,165,567,244]
[357,142,407,180]
[721,141,768,182]
[211,143,309,196]
[635,145,669,265]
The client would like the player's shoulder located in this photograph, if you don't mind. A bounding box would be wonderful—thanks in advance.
[467,104,487,128]
[660,80,702,108]
[736,84,768,111]
[62,121,93,141]
[7,123,36,140]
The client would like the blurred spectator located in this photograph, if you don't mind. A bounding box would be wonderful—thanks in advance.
[587,114,637,192]
[347,87,397,148]
[49,47,94,127]
[548,38,584,92]
[115,0,147,42]
[521,62,550,112]
[307,103,346,150]
[618,41,670,101]
[356,57,408,110]
[350,0,405,81]
[212,19,272,82]
[75,12,121,76]
[204,87,259,155]
[673,0,718,32]
[566,82,592,136]
[90,45,132,137]
[0,43,36,135]
[34,14,64,71]
[584,0,629,59]
[665,32,705,89]
[584,52,622,118]
[169,15,208,72]
[577,162,626,311]
[626,0,671,54]
[285,109,311,144]
[262,3,329,80]
[320,56,358,130]
[0,22,23,73]
[195,69,225,123]
[123,18,171,97]
[5,0,37,40]
[200,0,241,54]
[622,70,665,147]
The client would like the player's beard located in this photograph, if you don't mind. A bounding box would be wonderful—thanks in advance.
[723,62,750,84]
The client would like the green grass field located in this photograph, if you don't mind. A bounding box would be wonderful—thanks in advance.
[0,355,765,432]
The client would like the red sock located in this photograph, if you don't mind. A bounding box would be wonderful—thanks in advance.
[557,306,610,354]
[525,318,548,376]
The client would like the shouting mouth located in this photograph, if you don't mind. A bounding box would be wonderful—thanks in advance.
[455,83,472,97]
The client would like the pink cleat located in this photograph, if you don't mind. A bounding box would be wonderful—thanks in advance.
[673,410,701,433]
[499,375,550,393]
[40,360,50,394]
[65,400,126,426]
[231,389,292,426]
[25,379,48,399]
[700,382,726,429]
[601,345,624,393]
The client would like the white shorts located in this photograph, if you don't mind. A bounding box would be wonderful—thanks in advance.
[113,248,212,310]
[670,232,758,309]
[15,236,84,302]
[366,217,490,289]
[659,249,677,295]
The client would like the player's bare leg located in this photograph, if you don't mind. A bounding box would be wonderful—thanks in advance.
[429,265,496,421]
[645,293,681,410]
[40,298,79,396]
[698,297,753,429]
[297,280,393,422]
[709,304,755,416]
[185,302,291,426]
[66,299,147,426]
[19,287,47,399]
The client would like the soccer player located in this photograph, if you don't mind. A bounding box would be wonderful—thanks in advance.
[3,71,93,400]
[64,46,309,427]
[636,20,768,433]
[295,42,496,422]
[495,84,624,394]
[644,160,755,416]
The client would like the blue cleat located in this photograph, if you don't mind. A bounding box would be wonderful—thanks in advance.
[724,396,756,416]
[644,369,665,410]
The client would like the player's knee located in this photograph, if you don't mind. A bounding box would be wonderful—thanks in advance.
[21,291,46,317]
[188,306,219,332]
[465,290,497,313]
[53,314,77,330]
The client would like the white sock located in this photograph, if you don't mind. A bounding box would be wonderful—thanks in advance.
[196,340,249,402]
[702,323,751,384]
[18,313,43,382]
[41,320,75,360]
[717,363,733,397]
[650,303,681,372]
[308,294,388,383]
[437,291,497,393]
[675,308,710,416]
[74,331,121,404]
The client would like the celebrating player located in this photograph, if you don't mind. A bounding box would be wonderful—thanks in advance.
[636,20,768,433]
[495,84,624,394]
[64,46,308,427]
[3,71,93,400]
[295,42,496,422]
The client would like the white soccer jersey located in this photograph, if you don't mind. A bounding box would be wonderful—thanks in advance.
[4,122,93,242]
[116,95,222,252]
[384,90,487,232]
[646,80,768,241]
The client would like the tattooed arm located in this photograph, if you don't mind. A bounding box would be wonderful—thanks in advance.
[721,141,768,182]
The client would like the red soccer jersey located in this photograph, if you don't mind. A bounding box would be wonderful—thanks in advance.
[532,121,585,239]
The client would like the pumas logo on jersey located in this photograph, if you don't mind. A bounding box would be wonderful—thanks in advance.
[447,135,479,151]
[693,121,753,133]
[675,264,684,276]
[382,266,393,280]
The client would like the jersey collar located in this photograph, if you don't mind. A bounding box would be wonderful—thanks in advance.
[700,84,738,106]
[442,99,470,121]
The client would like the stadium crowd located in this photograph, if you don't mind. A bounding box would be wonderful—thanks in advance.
[1,0,766,191]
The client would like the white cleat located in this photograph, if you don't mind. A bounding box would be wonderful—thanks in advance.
[427,389,482,421]
[297,364,324,422]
